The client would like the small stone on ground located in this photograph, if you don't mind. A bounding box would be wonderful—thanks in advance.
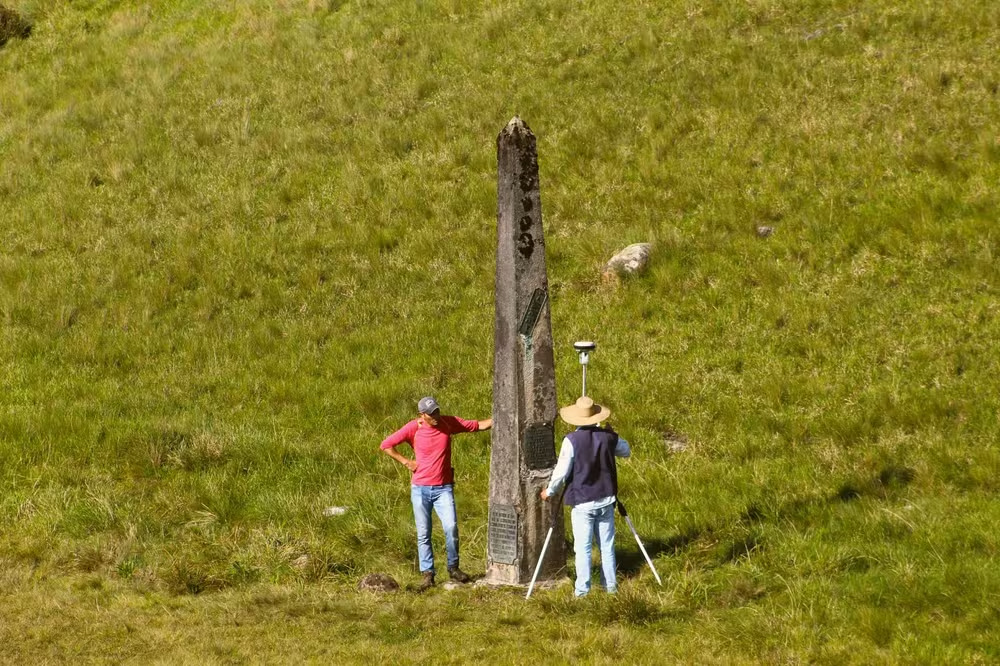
[663,430,688,453]
[603,243,652,281]
[358,573,400,592]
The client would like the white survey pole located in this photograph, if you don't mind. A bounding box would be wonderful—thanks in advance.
[525,526,554,599]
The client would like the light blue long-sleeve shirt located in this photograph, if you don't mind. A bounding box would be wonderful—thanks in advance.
[545,427,631,510]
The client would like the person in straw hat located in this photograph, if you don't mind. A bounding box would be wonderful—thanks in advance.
[540,395,631,596]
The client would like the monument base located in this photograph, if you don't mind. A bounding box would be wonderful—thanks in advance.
[474,575,571,591]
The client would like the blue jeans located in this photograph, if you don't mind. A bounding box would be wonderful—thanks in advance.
[571,503,617,596]
[410,484,459,573]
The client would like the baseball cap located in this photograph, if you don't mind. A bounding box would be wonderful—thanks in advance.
[417,396,440,414]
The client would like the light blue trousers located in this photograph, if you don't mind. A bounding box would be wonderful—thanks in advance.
[570,503,617,596]
[410,484,459,573]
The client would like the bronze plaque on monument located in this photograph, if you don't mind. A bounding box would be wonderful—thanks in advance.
[524,423,557,471]
[487,504,518,565]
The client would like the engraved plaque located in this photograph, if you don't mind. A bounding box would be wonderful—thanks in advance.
[524,422,556,470]
[518,288,547,337]
[488,504,518,564]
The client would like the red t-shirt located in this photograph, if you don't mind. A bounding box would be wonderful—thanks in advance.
[380,415,480,485]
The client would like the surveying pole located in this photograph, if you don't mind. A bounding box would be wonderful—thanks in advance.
[573,341,596,397]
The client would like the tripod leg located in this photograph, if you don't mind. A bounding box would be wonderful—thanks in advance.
[624,515,662,586]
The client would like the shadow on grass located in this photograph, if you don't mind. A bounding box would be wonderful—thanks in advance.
[0,6,32,47]
[617,526,703,578]
[610,462,916,576]
[742,462,918,527]
[831,464,916,505]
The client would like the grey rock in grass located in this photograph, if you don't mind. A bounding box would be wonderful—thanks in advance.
[604,243,652,280]
[756,226,774,238]
[663,430,688,454]
[358,573,400,592]
[323,506,349,517]
[803,23,846,41]
[292,554,311,570]
[441,581,462,591]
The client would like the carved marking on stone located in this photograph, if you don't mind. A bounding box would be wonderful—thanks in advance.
[524,423,556,470]
[518,288,546,337]
[517,232,534,258]
[488,504,518,564]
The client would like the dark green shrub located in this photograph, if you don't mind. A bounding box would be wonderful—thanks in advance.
[0,5,31,47]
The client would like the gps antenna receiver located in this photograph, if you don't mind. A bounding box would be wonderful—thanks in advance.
[573,341,596,396]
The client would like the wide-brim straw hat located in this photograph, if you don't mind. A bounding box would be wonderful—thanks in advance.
[559,396,611,426]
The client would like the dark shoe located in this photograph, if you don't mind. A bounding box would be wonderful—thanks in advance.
[417,571,435,592]
[447,567,470,584]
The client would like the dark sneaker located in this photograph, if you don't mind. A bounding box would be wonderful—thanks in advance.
[417,571,435,592]
[447,567,470,584]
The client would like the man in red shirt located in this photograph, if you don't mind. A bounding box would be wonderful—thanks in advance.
[381,396,492,590]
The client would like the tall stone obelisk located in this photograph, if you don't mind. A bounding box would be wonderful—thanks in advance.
[484,117,566,585]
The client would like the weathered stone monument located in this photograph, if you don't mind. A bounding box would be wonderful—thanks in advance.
[484,117,566,586]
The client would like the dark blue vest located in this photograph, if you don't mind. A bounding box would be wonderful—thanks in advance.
[563,426,619,507]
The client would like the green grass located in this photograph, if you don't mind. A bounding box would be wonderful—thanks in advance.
[2,0,999,661]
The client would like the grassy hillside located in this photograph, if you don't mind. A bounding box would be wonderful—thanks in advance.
[1,0,999,661]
